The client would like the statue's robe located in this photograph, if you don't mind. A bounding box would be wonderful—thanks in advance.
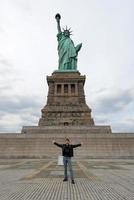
[57,32,77,70]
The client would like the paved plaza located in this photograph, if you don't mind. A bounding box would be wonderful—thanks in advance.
[0,159,133,200]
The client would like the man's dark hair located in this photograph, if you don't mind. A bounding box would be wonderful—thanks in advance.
[65,138,70,142]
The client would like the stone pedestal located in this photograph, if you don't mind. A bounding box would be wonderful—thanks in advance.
[1,70,134,159]
[38,71,94,126]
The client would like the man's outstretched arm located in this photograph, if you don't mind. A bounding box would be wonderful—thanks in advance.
[72,142,83,148]
[52,140,63,148]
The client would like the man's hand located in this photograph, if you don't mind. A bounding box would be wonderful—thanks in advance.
[52,140,55,144]
[81,142,83,145]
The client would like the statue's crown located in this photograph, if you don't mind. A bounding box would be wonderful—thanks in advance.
[63,26,72,35]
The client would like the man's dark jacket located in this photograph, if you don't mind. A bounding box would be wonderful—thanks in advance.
[54,142,81,157]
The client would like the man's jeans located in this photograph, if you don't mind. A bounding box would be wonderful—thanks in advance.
[63,156,74,180]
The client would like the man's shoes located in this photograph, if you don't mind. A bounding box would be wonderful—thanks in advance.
[71,180,75,184]
[63,178,68,182]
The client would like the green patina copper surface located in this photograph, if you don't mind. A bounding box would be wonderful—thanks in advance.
[55,13,82,71]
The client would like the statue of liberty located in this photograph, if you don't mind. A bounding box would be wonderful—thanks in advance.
[55,14,82,71]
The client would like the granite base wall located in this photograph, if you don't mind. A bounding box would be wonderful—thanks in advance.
[0,132,134,159]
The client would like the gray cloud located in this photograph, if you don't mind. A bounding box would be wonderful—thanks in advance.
[0,55,13,73]
[88,88,134,132]
[0,94,41,113]
[94,88,134,113]
[112,120,134,133]
[0,54,42,133]
[0,93,43,133]
[0,57,12,67]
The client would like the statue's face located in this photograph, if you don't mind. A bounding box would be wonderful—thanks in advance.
[64,30,70,37]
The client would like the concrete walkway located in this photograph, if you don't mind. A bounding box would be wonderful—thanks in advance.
[0,159,133,200]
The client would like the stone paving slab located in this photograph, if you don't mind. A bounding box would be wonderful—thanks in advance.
[0,159,133,200]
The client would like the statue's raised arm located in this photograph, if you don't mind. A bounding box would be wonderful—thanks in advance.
[55,13,82,71]
[55,13,61,33]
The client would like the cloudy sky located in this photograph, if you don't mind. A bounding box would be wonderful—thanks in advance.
[0,0,134,133]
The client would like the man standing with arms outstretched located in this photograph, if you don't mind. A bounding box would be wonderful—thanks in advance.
[53,138,82,184]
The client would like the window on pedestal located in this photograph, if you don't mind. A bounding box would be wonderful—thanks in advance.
[57,84,61,94]
[64,84,68,93]
[71,84,75,94]
[64,122,69,126]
